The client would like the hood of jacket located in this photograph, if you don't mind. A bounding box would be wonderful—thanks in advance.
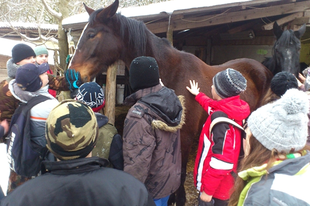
[124,84,185,132]
[210,95,250,121]
[95,112,109,128]
[43,156,109,175]
[9,79,51,103]
[6,58,19,79]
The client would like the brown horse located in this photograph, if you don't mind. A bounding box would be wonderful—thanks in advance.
[69,0,273,205]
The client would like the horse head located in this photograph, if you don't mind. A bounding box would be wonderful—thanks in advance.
[272,22,306,76]
[69,0,122,82]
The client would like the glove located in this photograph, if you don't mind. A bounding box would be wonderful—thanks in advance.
[65,69,82,90]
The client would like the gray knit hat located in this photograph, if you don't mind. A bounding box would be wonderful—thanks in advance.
[213,68,247,98]
[248,88,309,153]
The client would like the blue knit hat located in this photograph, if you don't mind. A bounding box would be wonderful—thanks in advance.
[75,82,105,112]
[15,63,49,92]
[248,88,308,153]
[213,68,247,98]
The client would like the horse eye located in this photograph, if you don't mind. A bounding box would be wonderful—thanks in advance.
[88,33,96,38]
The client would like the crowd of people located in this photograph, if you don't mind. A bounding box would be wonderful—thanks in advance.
[0,43,310,206]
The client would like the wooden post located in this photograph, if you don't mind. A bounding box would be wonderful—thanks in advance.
[167,15,174,45]
[104,61,118,125]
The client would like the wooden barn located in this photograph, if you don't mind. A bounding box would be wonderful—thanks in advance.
[63,0,310,66]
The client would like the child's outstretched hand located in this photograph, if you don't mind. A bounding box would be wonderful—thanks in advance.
[186,80,200,96]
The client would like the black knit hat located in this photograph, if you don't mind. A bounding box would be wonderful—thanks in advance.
[213,68,247,98]
[129,56,160,91]
[271,71,298,97]
[12,43,36,64]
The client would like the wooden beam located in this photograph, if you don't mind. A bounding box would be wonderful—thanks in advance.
[262,12,304,30]
[228,20,260,34]
[104,61,118,125]
[147,1,310,34]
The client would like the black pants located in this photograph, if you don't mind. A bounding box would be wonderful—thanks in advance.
[198,197,228,206]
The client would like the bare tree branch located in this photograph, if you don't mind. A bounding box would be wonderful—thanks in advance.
[41,0,62,20]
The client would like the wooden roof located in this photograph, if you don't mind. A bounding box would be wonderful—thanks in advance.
[62,0,310,44]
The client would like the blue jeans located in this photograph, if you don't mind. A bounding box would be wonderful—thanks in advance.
[154,195,170,206]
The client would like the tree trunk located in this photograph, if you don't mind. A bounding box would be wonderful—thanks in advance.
[58,23,68,70]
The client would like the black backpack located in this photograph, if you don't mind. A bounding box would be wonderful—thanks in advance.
[6,95,50,177]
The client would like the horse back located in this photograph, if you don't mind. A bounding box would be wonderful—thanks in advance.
[220,58,273,111]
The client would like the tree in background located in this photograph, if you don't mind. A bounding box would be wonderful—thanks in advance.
[0,0,170,70]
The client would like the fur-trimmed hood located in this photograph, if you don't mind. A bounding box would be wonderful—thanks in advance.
[125,84,185,133]
[151,95,185,133]
[6,58,19,79]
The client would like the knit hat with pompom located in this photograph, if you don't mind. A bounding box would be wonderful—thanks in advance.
[247,88,309,153]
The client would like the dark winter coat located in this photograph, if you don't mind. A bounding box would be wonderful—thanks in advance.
[123,84,185,199]
[0,157,155,206]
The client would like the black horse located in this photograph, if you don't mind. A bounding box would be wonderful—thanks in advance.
[262,22,306,77]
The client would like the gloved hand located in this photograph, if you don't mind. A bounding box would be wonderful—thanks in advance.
[65,69,82,91]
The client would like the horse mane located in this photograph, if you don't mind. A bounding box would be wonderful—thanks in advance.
[89,9,148,56]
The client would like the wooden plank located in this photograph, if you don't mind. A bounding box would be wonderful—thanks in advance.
[228,20,261,34]
[104,61,118,125]
[147,1,310,34]
[262,12,304,30]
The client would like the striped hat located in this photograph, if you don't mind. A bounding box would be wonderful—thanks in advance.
[45,100,98,160]
[213,68,247,98]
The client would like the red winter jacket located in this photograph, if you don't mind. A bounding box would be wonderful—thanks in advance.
[193,92,250,200]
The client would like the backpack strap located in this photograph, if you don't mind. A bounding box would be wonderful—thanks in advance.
[209,117,244,137]
[24,95,51,110]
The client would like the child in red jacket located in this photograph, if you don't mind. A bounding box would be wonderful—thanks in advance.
[186,68,250,206]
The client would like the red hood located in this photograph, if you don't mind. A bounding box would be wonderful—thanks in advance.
[210,95,250,121]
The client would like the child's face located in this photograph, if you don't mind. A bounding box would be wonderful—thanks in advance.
[211,85,222,100]
[39,72,49,88]
[36,54,48,65]
[17,56,36,66]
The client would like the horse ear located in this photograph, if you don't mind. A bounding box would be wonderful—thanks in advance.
[97,0,119,20]
[294,24,306,39]
[83,3,95,15]
[273,21,283,40]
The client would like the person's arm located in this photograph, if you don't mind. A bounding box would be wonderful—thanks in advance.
[0,81,19,124]
[48,69,82,91]
[123,110,156,183]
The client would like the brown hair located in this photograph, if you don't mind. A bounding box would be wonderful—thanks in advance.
[229,133,310,206]
[261,88,280,105]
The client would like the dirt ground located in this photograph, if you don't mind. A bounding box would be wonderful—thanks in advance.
[115,105,199,206]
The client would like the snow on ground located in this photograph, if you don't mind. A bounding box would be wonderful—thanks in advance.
[0,143,10,196]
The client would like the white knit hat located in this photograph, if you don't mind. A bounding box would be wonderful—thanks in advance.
[248,88,309,153]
